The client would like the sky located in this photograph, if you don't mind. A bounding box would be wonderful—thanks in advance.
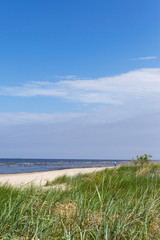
[0,0,160,159]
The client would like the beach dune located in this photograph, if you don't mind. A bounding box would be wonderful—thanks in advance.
[0,167,110,187]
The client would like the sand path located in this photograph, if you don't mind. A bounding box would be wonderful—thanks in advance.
[0,167,111,187]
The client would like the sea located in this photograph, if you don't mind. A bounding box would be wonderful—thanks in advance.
[0,159,131,174]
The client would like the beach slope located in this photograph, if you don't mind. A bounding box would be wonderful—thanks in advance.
[0,167,110,187]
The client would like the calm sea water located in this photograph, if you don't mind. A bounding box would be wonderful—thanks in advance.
[0,159,131,174]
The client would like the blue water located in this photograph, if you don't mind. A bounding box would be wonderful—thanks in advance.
[0,159,130,174]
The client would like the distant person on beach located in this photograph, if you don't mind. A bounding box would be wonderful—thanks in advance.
[114,161,117,167]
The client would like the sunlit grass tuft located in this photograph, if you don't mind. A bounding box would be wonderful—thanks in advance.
[0,164,160,239]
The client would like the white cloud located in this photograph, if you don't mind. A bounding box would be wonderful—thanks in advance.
[54,75,78,80]
[0,68,160,126]
[133,56,157,60]
[1,68,160,158]
[1,68,160,105]
[0,83,67,97]
[0,112,83,125]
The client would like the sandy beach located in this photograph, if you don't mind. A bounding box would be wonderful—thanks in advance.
[0,167,111,187]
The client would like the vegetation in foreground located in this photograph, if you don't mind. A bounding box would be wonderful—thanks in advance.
[0,164,160,239]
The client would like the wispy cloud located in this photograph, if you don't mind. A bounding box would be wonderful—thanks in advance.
[1,68,160,105]
[132,56,157,60]
[54,75,78,80]
[0,83,67,97]
[1,68,160,126]
[0,112,83,125]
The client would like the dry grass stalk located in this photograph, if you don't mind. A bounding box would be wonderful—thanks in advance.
[137,167,150,176]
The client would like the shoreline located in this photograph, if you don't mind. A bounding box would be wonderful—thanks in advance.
[0,167,112,187]
[0,165,114,175]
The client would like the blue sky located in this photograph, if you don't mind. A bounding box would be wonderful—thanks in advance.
[0,0,160,159]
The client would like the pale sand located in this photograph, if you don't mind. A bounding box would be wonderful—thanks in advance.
[0,167,112,187]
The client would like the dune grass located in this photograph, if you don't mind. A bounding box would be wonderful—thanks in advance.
[0,164,160,239]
